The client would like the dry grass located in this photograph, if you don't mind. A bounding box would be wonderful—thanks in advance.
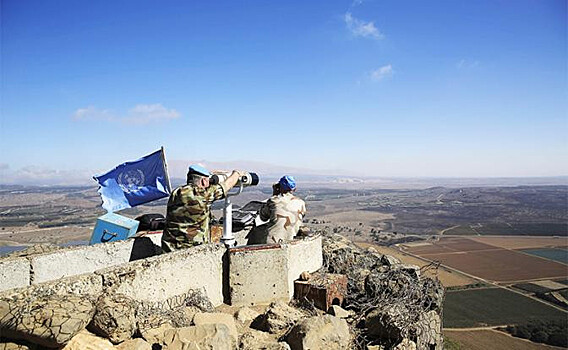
[444,329,563,350]
[355,242,476,287]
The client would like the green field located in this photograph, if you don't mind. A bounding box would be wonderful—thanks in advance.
[512,283,553,294]
[521,248,568,264]
[443,288,567,328]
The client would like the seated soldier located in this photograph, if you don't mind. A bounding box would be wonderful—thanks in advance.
[247,175,306,244]
[162,164,244,251]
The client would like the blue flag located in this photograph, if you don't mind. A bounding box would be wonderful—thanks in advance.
[94,149,171,212]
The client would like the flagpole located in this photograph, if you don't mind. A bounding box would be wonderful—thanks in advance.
[161,146,173,193]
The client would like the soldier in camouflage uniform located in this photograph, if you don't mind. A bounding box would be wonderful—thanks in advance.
[162,165,244,251]
[247,175,306,245]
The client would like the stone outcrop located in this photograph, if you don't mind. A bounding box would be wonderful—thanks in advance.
[192,312,239,341]
[239,329,291,350]
[285,315,351,350]
[88,294,137,344]
[234,306,261,324]
[0,294,95,348]
[160,324,236,350]
[321,233,444,349]
[115,338,153,350]
[253,301,305,334]
[61,329,114,350]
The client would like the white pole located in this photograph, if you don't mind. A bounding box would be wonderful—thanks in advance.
[160,146,173,193]
[222,196,234,247]
[221,184,243,247]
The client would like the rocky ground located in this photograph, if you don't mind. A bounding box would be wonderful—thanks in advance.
[0,231,444,349]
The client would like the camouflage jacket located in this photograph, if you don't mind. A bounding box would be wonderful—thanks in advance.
[259,192,306,244]
[162,183,226,251]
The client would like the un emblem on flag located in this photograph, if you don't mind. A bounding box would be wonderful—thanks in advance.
[118,169,145,193]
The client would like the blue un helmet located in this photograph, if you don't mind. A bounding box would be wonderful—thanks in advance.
[279,175,296,191]
[188,164,211,177]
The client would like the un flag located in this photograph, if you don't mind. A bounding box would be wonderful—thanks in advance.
[93,149,171,212]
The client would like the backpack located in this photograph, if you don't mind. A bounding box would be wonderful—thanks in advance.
[136,213,166,231]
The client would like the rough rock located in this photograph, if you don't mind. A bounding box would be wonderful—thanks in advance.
[192,312,239,341]
[88,293,137,344]
[5,244,60,258]
[253,301,304,334]
[420,278,445,313]
[395,264,421,280]
[139,323,174,345]
[234,307,261,324]
[393,338,417,350]
[415,310,442,349]
[136,304,196,336]
[0,294,95,348]
[380,255,401,267]
[328,305,350,318]
[161,324,235,350]
[115,338,153,350]
[239,329,291,350]
[0,343,31,350]
[285,315,351,350]
[299,271,311,281]
[365,304,408,344]
[61,329,114,350]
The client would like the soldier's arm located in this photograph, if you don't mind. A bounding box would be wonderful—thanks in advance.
[220,170,245,193]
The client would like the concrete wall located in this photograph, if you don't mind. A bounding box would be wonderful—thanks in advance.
[99,243,226,306]
[286,235,323,299]
[0,235,161,293]
[228,235,323,306]
[1,233,323,309]
[0,258,30,291]
[229,245,289,305]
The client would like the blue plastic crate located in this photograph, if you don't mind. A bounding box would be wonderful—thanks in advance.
[90,213,139,245]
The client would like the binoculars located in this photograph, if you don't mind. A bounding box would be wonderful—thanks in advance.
[210,172,259,187]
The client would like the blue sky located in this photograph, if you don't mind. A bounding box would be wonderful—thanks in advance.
[1,0,566,183]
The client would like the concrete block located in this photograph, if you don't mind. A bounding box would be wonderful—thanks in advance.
[30,237,160,284]
[31,240,136,284]
[99,244,225,306]
[229,244,289,306]
[0,257,30,292]
[285,235,323,299]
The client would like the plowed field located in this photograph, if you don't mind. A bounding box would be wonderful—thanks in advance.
[422,249,567,283]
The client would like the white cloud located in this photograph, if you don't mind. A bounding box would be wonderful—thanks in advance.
[124,104,180,124]
[344,12,384,39]
[456,59,480,69]
[72,106,115,121]
[371,64,394,81]
[72,103,180,125]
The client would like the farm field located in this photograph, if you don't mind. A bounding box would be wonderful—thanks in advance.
[468,236,568,250]
[443,288,567,328]
[421,249,567,283]
[521,248,568,264]
[402,237,568,283]
[403,238,495,255]
[444,330,563,350]
[444,223,568,236]
[354,242,476,287]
